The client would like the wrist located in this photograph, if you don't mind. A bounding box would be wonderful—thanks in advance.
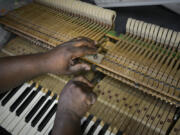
[52,108,81,135]
[57,106,81,121]
[36,52,55,73]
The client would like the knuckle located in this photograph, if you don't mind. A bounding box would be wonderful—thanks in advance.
[74,76,84,81]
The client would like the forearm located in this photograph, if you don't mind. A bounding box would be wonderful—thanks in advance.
[0,53,49,92]
[52,110,81,135]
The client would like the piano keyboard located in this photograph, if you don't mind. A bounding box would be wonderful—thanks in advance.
[0,82,121,135]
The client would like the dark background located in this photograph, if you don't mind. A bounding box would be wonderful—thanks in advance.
[82,0,180,34]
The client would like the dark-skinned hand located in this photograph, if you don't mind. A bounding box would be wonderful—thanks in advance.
[57,76,97,117]
[52,76,97,135]
[44,37,97,75]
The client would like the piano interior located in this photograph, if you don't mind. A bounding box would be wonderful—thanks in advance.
[0,0,180,135]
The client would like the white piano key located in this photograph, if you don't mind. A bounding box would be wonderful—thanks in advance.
[0,83,30,123]
[26,100,58,135]
[93,125,103,135]
[13,96,52,135]
[7,91,44,132]
[81,117,87,125]
[0,86,37,129]
[105,130,111,135]
[83,120,95,135]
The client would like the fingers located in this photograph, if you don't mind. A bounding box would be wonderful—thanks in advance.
[73,80,97,105]
[73,76,93,87]
[69,63,90,71]
[71,46,97,59]
[73,76,97,105]
[71,37,97,48]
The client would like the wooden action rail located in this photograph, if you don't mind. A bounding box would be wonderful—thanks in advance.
[0,3,111,46]
[87,19,180,107]
[95,37,180,106]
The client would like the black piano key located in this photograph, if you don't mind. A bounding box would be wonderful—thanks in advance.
[0,126,11,135]
[10,83,36,112]
[117,130,123,135]
[0,92,8,101]
[16,86,41,116]
[48,129,52,135]
[31,94,57,127]
[98,123,109,135]
[25,91,51,123]
[2,85,22,106]
[87,119,101,135]
[38,104,57,132]
[81,114,93,134]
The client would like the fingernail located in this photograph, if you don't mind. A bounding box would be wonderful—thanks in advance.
[91,94,97,105]
[85,66,91,70]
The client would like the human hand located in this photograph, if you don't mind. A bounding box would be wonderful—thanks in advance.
[44,37,97,75]
[52,76,97,135]
[57,76,97,118]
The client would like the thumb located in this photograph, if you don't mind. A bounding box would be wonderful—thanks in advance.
[69,63,91,73]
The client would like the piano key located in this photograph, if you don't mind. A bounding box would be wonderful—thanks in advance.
[104,130,111,135]
[81,112,90,125]
[104,127,112,135]
[116,130,123,135]
[1,85,22,106]
[37,113,56,135]
[10,83,36,112]
[87,119,101,135]
[25,90,51,123]
[110,128,118,135]
[0,83,30,123]
[0,85,37,130]
[81,114,94,134]
[81,116,87,125]
[7,87,43,132]
[12,95,52,135]
[0,91,9,101]
[48,129,52,135]
[93,122,103,135]
[26,100,58,135]
[98,123,109,135]
[83,117,96,135]
[38,103,57,132]
[31,94,57,127]
[16,86,41,116]
[0,126,11,135]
